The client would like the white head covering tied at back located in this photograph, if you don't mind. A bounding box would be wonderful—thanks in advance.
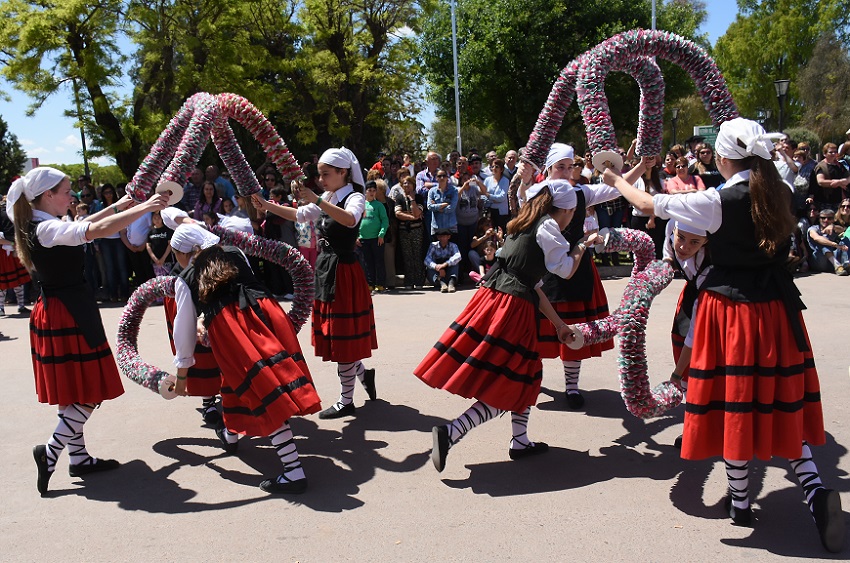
[674,220,707,237]
[715,117,777,161]
[159,206,190,231]
[170,223,220,253]
[319,147,365,189]
[525,179,577,210]
[5,167,68,221]
[544,143,575,172]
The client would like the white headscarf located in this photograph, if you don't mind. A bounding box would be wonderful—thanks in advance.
[319,147,365,189]
[159,206,190,231]
[544,143,575,172]
[170,223,220,253]
[6,167,68,221]
[715,117,777,161]
[674,221,707,237]
[525,179,577,210]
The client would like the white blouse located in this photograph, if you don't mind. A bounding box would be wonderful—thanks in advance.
[295,184,365,225]
[32,209,90,247]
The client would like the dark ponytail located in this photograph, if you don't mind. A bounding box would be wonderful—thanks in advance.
[746,156,795,257]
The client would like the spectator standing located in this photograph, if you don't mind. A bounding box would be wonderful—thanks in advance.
[630,158,667,259]
[122,211,154,288]
[666,157,706,194]
[659,151,678,186]
[427,169,458,237]
[690,143,724,189]
[193,181,223,222]
[484,159,510,232]
[182,167,205,213]
[773,137,799,188]
[455,171,483,280]
[205,165,236,201]
[810,143,849,208]
[97,184,129,302]
[146,210,173,277]
[394,176,426,288]
[504,150,519,181]
[793,144,816,214]
[264,186,297,298]
[358,181,389,291]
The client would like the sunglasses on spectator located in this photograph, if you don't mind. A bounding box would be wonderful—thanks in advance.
[841,205,850,209]
[820,216,833,220]
[675,165,688,169]
[436,174,447,178]
[699,150,712,154]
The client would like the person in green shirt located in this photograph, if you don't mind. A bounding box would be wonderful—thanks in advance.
[358,180,389,291]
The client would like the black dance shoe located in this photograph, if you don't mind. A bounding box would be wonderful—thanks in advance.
[509,442,550,460]
[260,477,308,494]
[431,425,450,472]
[69,457,120,477]
[362,368,377,401]
[812,488,845,553]
[565,391,585,410]
[724,493,753,526]
[318,402,356,420]
[33,445,52,496]
[215,426,239,455]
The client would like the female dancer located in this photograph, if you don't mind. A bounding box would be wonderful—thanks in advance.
[535,144,642,409]
[603,118,843,552]
[168,223,321,493]
[8,167,167,496]
[416,179,597,471]
[256,148,378,419]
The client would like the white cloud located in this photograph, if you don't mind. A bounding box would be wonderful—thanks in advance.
[62,134,80,147]
[53,146,66,153]
[19,138,34,146]
[26,146,50,156]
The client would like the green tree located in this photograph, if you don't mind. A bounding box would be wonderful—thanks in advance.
[713,0,850,128]
[0,114,26,192]
[796,32,850,144]
[418,0,708,150]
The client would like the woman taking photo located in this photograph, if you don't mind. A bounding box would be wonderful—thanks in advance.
[393,175,426,289]
[484,158,510,232]
[602,118,843,553]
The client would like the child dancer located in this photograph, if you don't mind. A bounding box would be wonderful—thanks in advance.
[8,167,167,495]
[416,179,597,471]
[535,144,642,409]
[256,148,378,419]
[604,118,844,552]
[169,223,321,493]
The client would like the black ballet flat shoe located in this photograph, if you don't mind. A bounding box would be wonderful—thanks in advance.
[509,442,550,460]
[811,488,845,553]
[215,426,239,455]
[318,403,356,420]
[431,425,450,472]
[724,494,753,526]
[69,457,120,477]
[363,368,377,401]
[673,434,683,449]
[565,392,585,410]
[33,445,52,496]
[202,405,222,426]
[260,477,308,495]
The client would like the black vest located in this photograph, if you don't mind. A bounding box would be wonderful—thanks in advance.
[315,191,362,301]
[541,188,593,301]
[483,215,550,304]
[28,221,106,348]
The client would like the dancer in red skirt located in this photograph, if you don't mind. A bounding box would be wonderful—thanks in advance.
[604,118,844,553]
[256,147,378,420]
[535,144,644,409]
[0,202,31,315]
[169,223,321,494]
[416,179,595,472]
[7,167,168,496]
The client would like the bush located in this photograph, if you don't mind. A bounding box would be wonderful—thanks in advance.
[783,127,821,151]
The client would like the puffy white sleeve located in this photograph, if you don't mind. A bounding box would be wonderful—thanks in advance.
[652,189,722,234]
[536,217,575,279]
[295,202,322,223]
[172,276,197,369]
[35,219,90,247]
[581,184,623,207]
[662,220,676,262]
[343,191,366,224]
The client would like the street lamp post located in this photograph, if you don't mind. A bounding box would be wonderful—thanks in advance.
[72,78,90,178]
[449,0,462,155]
[774,79,790,132]
[671,107,680,148]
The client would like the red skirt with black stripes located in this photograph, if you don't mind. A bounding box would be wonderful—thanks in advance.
[414,287,542,413]
[163,297,222,397]
[671,287,690,381]
[537,263,613,360]
[208,297,321,436]
[312,261,378,363]
[0,251,30,289]
[30,296,123,405]
[681,293,825,461]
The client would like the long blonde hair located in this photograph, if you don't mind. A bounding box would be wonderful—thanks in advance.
[13,179,66,272]
[507,188,553,234]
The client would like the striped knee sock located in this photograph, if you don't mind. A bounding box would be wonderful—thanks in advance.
[725,459,750,509]
[563,360,582,394]
[330,362,358,411]
[46,403,93,471]
[270,421,305,483]
[510,407,537,450]
[790,442,824,513]
[447,401,501,445]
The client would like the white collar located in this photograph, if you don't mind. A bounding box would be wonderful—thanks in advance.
[327,184,354,203]
[724,170,751,187]
[32,209,61,222]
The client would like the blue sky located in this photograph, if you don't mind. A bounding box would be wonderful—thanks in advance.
[0,1,740,167]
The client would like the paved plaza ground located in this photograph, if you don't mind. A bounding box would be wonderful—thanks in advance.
[1,271,848,561]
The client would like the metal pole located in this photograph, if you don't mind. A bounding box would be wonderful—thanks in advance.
[450,0,462,155]
[651,0,656,30]
[778,95,785,132]
[72,78,90,178]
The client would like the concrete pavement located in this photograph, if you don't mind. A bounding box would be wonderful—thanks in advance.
[1,272,848,561]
